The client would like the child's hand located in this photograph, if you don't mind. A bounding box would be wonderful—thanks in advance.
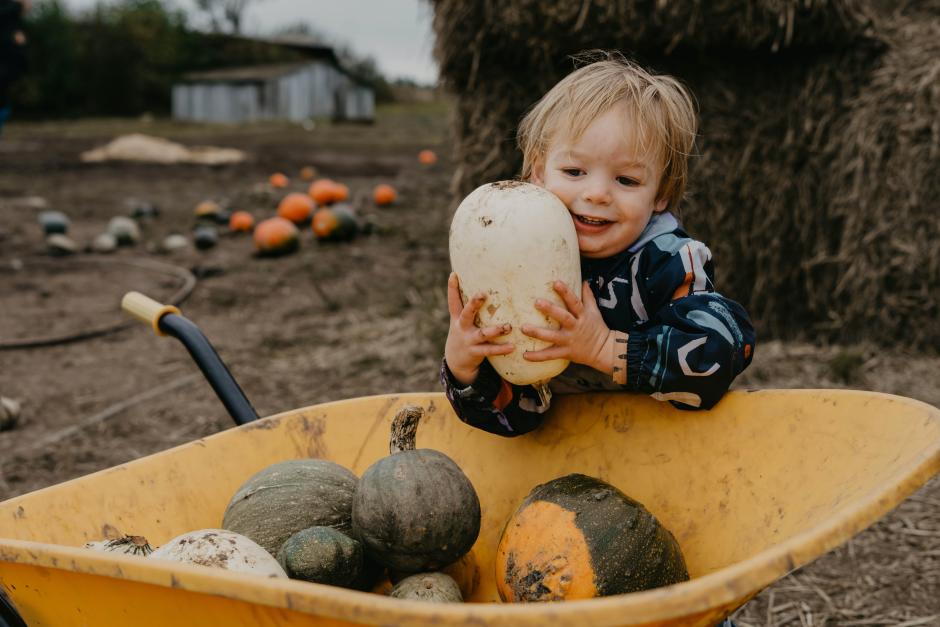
[444,272,514,386]
[521,281,615,374]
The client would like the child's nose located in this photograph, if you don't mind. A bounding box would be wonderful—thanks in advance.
[582,179,612,205]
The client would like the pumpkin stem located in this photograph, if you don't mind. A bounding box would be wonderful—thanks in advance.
[390,405,423,454]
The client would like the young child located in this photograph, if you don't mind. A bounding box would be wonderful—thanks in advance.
[441,55,756,436]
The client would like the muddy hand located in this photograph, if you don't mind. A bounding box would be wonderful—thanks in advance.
[444,272,514,385]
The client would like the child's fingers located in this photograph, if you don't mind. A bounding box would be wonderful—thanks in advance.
[554,280,584,316]
[459,292,488,327]
[446,272,464,319]
[472,342,515,357]
[580,281,598,310]
[519,324,562,344]
[534,298,577,328]
[473,323,512,343]
[523,346,566,362]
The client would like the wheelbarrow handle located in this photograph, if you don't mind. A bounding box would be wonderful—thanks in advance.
[121,292,260,426]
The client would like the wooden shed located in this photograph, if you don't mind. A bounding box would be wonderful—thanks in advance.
[171,38,375,124]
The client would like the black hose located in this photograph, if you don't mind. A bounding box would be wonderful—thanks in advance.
[157,313,259,426]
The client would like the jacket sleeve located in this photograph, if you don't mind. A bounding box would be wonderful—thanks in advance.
[622,238,756,410]
[439,358,549,437]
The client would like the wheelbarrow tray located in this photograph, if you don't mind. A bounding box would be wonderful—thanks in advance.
[1,390,938,626]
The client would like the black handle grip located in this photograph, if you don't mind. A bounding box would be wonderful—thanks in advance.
[157,313,259,426]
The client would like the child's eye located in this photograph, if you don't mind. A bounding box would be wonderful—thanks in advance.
[562,168,584,177]
[617,176,639,186]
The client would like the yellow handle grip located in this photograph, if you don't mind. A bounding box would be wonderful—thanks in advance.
[121,291,181,337]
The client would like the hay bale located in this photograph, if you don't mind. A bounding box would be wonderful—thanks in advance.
[431,1,940,349]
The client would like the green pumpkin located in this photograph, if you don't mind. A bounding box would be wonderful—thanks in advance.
[222,459,358,557]
[351,406,481,573]
[276,526,363,587]
[496,473,689,601]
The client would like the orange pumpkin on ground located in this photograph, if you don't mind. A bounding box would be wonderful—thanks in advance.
[277,193,316,224]
[194,200,222,218]
[308,179,340,205]
[300,166,317,181]
[253,217,299,256]
[228,211,255,233]
[418,149,437,165]
[373,184,397,206]
[496,473,688,602]
[269,173,289,188]
[333,183,350,203]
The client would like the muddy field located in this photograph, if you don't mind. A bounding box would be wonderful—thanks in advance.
[0,104,938,625]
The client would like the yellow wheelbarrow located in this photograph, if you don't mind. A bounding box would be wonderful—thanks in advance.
[1,293,938,626]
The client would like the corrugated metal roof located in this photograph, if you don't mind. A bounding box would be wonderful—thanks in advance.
[182,61,316,83]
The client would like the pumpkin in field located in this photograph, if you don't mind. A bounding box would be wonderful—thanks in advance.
[308,179,340,205]
[277,192,316,224]
[389,572,463,603]
[300,166,318,181]
[276,526,364,588]
[333,182,350,203]
[252,216,299,257]
[496,473,689,602]
[418,149,438,165]
[311,205,358,242]
[269,172,289,188]
[222,459,359,557]
[228,210,255,233]
[373,184,397,207]
[351,406,481,573]
[38,210,70,235]
[194,200,222,219]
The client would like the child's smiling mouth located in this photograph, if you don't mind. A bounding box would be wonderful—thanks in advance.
[572,212,612,227]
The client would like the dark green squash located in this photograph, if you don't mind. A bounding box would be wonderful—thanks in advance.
[276,526,363,587]
[222,459,358,557]
[496,473,689,602]
[38,211,70,235]
[351,406,481,573]
[389,572,463,603]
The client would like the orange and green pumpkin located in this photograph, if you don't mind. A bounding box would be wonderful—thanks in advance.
[496,473,688,602]
[312,205,358,242]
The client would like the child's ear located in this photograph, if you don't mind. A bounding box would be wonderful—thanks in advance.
[654,197,668,213]
[530,163,545,185]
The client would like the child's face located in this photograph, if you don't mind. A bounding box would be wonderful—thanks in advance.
[532,103,667,259]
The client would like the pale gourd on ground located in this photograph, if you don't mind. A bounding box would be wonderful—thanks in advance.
[449,181,581,386]
[149,529,287,578]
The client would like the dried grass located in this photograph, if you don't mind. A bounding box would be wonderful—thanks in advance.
[430,0,940,349]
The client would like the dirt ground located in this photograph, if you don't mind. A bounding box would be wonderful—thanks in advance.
[1,104,938,625]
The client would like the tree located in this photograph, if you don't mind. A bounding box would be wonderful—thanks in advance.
[193,0,263,34]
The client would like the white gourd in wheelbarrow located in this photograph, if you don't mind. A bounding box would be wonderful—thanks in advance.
[449,181,581,399]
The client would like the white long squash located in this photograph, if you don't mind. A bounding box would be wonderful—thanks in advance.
[449,181,581,387]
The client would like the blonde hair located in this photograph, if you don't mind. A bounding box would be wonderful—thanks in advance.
[518,52,698,215]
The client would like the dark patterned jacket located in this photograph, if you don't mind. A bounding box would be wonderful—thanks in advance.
[441,211,756,436]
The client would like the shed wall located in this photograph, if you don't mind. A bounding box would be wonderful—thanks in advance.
[172,60,374,124]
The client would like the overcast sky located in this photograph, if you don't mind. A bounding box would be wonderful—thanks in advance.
[61,0,440,84]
